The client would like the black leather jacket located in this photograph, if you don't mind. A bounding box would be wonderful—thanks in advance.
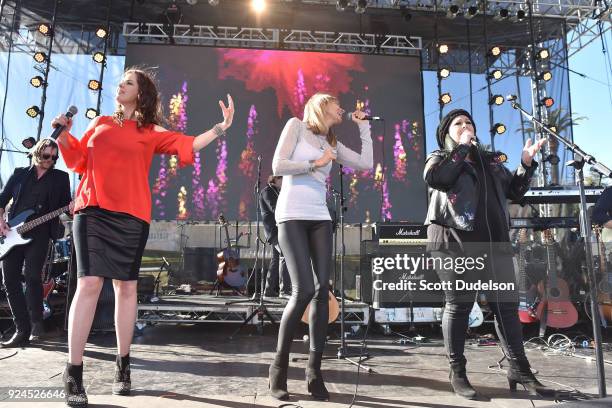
[423,144,537,231]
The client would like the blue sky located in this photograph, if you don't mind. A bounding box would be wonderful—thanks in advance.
[1,25,610,190]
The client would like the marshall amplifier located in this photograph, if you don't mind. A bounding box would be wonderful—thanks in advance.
[375,223,428,245]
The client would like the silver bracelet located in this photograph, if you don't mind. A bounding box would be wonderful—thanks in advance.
[213,124,226,137]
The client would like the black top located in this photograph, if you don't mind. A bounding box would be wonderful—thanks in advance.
[0,166,71,239]
[593,186,612,226]
[259,184,280,245]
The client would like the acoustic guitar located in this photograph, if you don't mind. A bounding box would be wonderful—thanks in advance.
[535,229,578,329]
[301,289,340,324]
[216,214,246,288]
[517,229,539,323]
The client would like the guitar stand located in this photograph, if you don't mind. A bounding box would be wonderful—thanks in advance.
[209,278,244,297]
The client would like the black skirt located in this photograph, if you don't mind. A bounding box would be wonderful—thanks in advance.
[73,207,149,281]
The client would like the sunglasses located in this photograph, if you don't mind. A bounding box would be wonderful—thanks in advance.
[41,153,58,161]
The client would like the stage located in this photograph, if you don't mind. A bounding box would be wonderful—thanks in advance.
[1,323,611,407]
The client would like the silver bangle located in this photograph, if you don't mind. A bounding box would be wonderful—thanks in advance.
[213,124,225,137]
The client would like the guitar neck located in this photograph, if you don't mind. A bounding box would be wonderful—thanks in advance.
[16,205,70,235]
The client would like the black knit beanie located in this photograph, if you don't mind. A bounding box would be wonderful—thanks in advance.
[435,109,476,149]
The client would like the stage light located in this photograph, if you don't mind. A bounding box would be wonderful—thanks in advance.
[465,5,478,19]
[541,96,554,108]
[492,123,506,135]
[537,48,550,60]
[548,125,558,133]
[30,76,44,88]
[355,0,367,14]
[489,69,502,80]
[493,8,509,21]
[511,9,526,22]
[33,52,47,63]
[336,0,348,11]
[26,106,40,118]
[37,23,52,36]
[439,93,452,105]
[208,0,219,6]
[251,0,266,13]
[539,71,552,82]
[446,4,459,19]
[88,79,101,91]
[95,26,108,39]
[438,44,449,54]
[489,46,501,57]
[92,51,106,64]
[22,137,36,149]
[438,68,451,79]
[85,108,99,119]
[489,95,504,106]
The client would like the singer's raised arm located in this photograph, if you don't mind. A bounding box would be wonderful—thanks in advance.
[57,116,100,174]
[335,122,373,171]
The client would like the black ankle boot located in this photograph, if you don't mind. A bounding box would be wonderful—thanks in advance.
[449,357,478,400]
[306,351,329,401]
[507,357,552,396]
[268,352,289,400]
[112,354,131,396]
[0,330,30,348]
[63,363,88,407]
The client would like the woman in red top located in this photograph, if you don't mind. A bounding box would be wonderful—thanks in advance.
[53,68,234,407]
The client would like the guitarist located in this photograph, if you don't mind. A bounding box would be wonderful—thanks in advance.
[593,186,612,230]
[0,138,71,348]
[259,175,291,298]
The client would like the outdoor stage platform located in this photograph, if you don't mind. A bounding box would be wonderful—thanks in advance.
[2,323,611,408]
[137,294,370,326]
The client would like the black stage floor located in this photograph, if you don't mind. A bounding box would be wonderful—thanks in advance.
[1,319,612,408]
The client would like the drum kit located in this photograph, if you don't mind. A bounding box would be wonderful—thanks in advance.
[41,218,73,318]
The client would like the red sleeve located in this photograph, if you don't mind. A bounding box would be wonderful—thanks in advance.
[59,116,100,174]
[152,129,195,167]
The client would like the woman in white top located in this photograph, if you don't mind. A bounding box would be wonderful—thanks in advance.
[268,93,373,401]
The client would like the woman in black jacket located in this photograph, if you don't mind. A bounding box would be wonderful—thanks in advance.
[424,109,549,399]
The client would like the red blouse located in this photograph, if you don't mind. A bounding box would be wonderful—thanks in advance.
[59,116,194,223]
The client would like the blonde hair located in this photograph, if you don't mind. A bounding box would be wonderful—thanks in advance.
[303,93,338,147]
[32,138,58,167]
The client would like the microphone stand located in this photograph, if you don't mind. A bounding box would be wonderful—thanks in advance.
[510,98,610,398]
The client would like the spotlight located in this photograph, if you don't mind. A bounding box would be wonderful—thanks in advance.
[251,0,266,13]
[208,0,219,5]
[22,137,36,149]
[336,0,348,11]
[438,68,451,79]
[511,9,526,22]
[37,23,52,36]
[92,51,106,64]
[541,96,554,108]
[537,48,550,60]
[489,95,504,106]
[88,79,101,91]
[465,5,478,19]
[488,69,503,80]
[438,44,449,54]
[30,76,44,88]
[548,125,558,133]
[539,71,552,82]
[446,4,459,19]
[355,0,367,14]
[489,46,502,57]
[26,106,41,118]
[85,108,99,119]
[33,52,47,63]
[95,26,108,39]
[493,8,509,21]
[439,93,452,105]
[492,123,506,135]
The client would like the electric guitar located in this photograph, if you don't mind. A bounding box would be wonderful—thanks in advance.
[517,229,539,323]
[535,229,579,329]
[0,205,71,260]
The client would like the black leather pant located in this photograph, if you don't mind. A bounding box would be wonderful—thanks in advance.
[1,236,49,332]
[276,220,332,353]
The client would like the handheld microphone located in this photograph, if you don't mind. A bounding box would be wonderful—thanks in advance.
[346,112,383,121]
[50,106,78,140]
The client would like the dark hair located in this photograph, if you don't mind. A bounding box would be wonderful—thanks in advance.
[113,67,163,129]
[268,175,282,184]
[32,138,59,167]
